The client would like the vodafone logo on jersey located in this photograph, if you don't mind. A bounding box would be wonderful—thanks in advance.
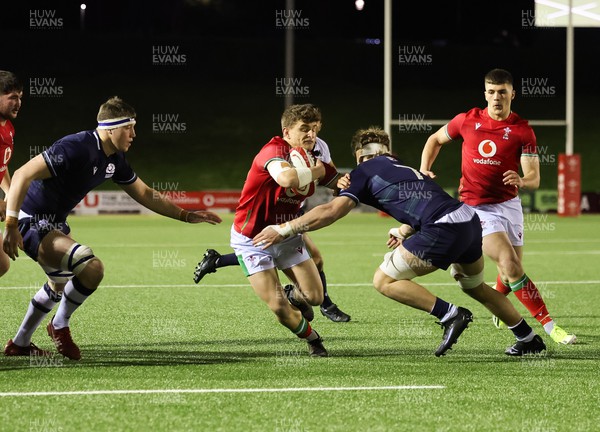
[478,140,497,157]
[474,140,501,165]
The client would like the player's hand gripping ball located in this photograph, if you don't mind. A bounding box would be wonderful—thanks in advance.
[289,147,316,196]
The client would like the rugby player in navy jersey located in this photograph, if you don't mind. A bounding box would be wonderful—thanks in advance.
[3,96,221,360]
[253,127,546,357]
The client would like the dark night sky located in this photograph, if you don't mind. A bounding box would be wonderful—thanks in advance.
[4,0,599,189]
[9,0,535,41]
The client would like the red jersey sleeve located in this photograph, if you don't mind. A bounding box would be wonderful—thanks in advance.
[521,126,537,156]
[255,138,288,171]
[445,113,467,140]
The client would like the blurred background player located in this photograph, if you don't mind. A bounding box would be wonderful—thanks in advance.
[194,118,351,322]
[420,68,576,345]
[253,127,546,357]
[3,96,221,359]
[227,103,339,357]
[0,71,23,281]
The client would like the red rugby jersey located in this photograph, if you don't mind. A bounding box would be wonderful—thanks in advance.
[0,120,15,183]
[446,108,537,206]
[234,136,315,238]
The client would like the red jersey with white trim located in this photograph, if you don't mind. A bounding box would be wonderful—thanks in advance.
[234,136,314,238]
[0,120,15,183]
[446,108,537,206]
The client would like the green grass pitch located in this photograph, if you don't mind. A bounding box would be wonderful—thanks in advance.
[1,213,598,431]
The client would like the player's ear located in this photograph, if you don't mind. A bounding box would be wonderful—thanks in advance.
[282,127,289,139]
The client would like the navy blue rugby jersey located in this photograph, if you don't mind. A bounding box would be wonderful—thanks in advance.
[21,130,137,220]
[339,155,462,231]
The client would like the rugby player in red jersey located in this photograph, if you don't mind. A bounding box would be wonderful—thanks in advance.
[420,68,575,345]
[0,71,22,281]
[229,104,338,357]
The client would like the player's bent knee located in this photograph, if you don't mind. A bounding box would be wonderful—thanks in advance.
[304,291,323,306]
[450,264,484,290]
[378,251,417,283]
[84,258,105,281]
[61,243,98,276]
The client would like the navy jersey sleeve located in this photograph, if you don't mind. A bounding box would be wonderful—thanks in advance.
[42,138,87,178]
[111,153,137,185]
[339,165,369,204]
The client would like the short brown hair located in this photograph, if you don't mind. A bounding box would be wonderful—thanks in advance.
[280,104,321,129]
[351,126,390,155]
[97,96,136,122]
[484,69,513,86]
[0,70,23,95]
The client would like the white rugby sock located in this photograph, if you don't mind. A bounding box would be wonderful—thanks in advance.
[543,320,555,335]
[13,284,62,347]
[53,278,96,330]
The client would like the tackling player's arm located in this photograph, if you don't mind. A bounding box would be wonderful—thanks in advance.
[387,224,416,249]
[503,155,540,190]
[252,196,356,248]
[266,159,325,189]
[420,124,454,179]
[120,178,222,224]
[3,155,53,259]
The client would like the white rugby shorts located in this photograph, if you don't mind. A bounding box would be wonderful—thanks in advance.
[230,225,311,276]
[470,196,524,246]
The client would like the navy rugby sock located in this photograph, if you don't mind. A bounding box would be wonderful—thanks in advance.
[430,297,457,322]
[319,271,334,308]
[216,253,239,268]
[508,318,535,342]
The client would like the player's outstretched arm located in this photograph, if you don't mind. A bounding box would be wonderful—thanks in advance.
[386,224,416,249]
[120,178,222,225]
[3,155,52,260]
[420,125,452,178]
[252,196,356,248]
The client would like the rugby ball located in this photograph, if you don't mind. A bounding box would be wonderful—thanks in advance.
[289,147,316,169]
[289,147,316,196]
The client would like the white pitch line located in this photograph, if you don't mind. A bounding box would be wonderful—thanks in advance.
[0,385,445,398]
[0,281,599,291]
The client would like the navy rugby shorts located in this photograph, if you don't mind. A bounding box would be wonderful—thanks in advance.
[402,215,482,270]
[18,216,71,261]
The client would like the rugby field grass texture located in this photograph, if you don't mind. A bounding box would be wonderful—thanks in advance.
[1,213,598,431]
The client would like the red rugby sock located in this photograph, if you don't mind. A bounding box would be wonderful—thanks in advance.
[509,274,552,325]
